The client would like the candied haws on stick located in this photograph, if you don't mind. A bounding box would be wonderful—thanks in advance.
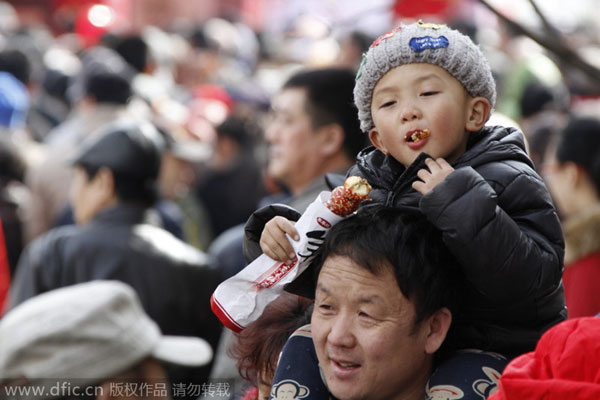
[326,176,372,216]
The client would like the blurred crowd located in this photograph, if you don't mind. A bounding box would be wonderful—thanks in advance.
[0,0,599,399]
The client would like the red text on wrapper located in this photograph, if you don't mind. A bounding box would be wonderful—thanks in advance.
[255,228,327,289]
[317,217,331,229]
[255,260,297,289]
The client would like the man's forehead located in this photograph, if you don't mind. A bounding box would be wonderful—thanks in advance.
[316,258,403,300]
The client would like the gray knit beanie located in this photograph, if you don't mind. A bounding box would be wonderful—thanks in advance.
[354,21,496,133]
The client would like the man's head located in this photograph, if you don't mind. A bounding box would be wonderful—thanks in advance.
[70,121,165,224]
[67,46,133,106]
[309,207,461,400]
[265,68,367,194]
[0,281,212,400]
[542,116,600,219]
[354,21,495,167]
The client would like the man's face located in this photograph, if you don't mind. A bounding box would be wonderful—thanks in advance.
[541,153,578,219]
[369,63,474,168]
[311,255,434,400]
[265,87,323,193]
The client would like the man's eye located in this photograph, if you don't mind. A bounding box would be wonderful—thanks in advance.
[318,304,337,316]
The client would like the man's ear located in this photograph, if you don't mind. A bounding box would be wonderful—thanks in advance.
[317,123,345,157]
[368,128,388,155]
[564,161,587,189]
[424,307,452,354]
[465,97,491,132]
[95,167,116,196]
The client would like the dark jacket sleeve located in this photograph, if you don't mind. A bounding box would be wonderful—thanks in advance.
[419,164,564,305]
[8,234,58,309]
[243,204,301,264]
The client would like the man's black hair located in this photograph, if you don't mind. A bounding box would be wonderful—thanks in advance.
[556,116,600,194]
[0,136,26,183]
[0,49,31,85]
[79,163,158,207]
[85,73,131,105]
[114,35,149,73]
[283,68,369,161]
[309,206,463,329]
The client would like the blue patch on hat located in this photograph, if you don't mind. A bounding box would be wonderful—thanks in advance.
[409,36,449,53]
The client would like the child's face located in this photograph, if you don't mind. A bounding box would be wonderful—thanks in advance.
[369,63,477,167]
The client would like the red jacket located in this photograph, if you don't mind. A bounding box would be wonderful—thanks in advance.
[561,204,600,317]
[489,317,600,400]
[0,219,10,313]
[563,251,600,318]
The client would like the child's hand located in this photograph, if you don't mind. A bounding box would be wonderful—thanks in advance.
[260,216,300,264]
[412,157,454,194]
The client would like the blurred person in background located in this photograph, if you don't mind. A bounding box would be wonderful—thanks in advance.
[0,51,30,134]
[25,47,78,142]
[517,81,569,170]
[542,116,600,318]
[0,48,31,92]
[488,316,600,400]
[0,280,213,400]
[195,115,266,242]
[334,30,375,72]
[242,67,370,262]
[22,45,141,243]
[260,67,368,212]
[0,135,27,277]
[9,122,223,397]
[0,70,34,310]
[155,121,213,249]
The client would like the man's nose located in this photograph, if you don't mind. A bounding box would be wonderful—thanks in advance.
[264,123,278,142]
[327,315,356,348]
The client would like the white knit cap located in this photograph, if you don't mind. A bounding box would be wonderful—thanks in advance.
[354,21,496,133]
[0,281,212,399]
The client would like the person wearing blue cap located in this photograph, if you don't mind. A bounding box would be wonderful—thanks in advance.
[0,71,29,131]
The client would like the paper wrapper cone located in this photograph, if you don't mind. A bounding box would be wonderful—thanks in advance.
[211,191,345,332]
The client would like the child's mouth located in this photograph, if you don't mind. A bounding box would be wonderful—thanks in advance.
[405,129,430,143]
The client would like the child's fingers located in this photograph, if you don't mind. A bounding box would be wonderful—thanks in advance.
[416,168,431,182]
[261,235,295,262]
[272,216,300,241]
[260,217,298,262]
[412,180,426,194]
[424,157,441,172]
[434,157,452,169]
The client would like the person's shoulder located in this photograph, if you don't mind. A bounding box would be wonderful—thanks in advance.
[465,125,536,175]
[133,223,211,266]
[289,323,313,339]
[20,225,81,267]
[32,224,80,247]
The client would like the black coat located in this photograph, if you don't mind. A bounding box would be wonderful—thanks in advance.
[348,125,567,356]
[9,204,223,390]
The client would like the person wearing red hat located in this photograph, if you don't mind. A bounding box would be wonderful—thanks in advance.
[489,316,600,400]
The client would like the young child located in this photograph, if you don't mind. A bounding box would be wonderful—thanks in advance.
[258,21,566,361]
